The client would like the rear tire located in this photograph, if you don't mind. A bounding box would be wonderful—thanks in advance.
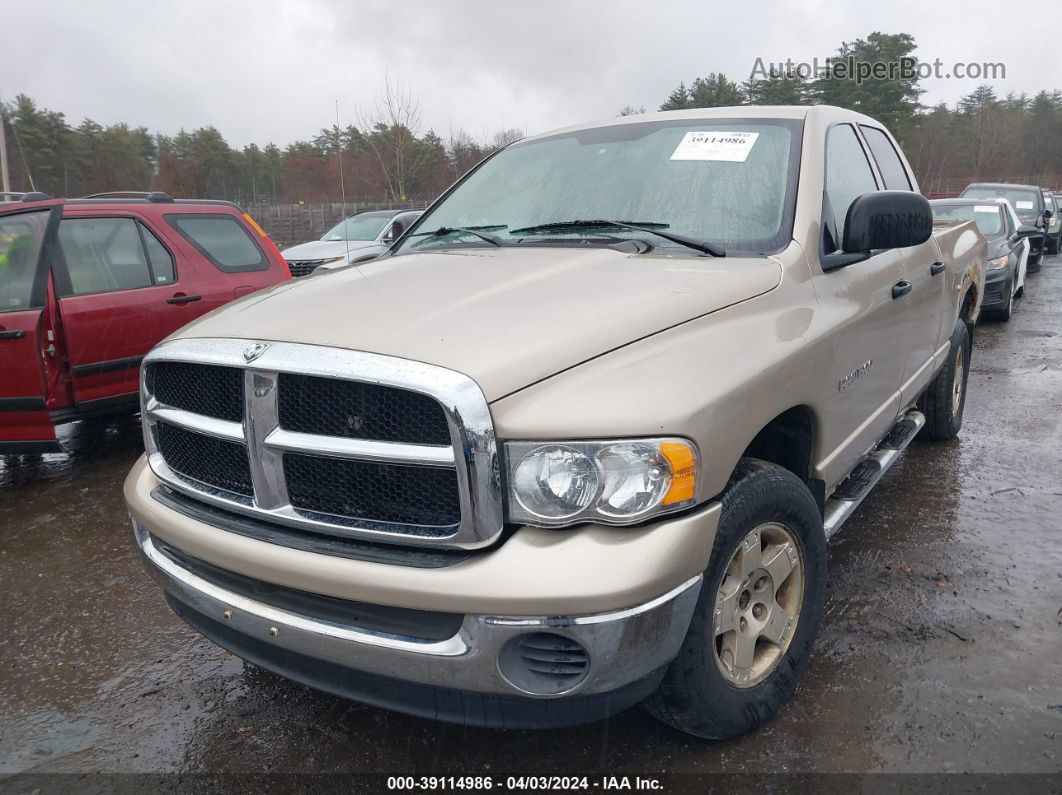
[644,459,826,739]
[918,319,971,441]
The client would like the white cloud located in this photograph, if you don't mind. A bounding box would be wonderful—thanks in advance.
[3,0,1057,147]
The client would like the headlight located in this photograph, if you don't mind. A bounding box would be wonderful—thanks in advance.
[320,256,345,264]
[987,255,1009,270]
[505,438,699,527]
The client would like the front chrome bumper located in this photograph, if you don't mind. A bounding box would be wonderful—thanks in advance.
[134,520,701,700]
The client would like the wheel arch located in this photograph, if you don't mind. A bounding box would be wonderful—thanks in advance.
[734,405,823,514]
[959,281,979,332]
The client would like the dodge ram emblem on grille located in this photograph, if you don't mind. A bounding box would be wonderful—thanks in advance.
[243,342,270,362]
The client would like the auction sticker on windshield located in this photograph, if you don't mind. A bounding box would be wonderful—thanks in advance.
[670,131,759,162]
[1016,201,1034,209]
[975,205,999,213]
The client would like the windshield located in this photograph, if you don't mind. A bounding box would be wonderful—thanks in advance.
[932,203,1004,239]
[396,118,802,256]
[962,186,1040,218]
[322,215,389,241]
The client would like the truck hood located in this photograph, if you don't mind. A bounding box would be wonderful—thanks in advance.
[172,246,782,400]
[280,239,378,260]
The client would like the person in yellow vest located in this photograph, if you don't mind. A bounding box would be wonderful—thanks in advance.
[0,230,37,310]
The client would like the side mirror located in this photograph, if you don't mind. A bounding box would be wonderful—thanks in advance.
[842,191,933,254]
[1044,209,1054,220]
[1015,224,1040,238]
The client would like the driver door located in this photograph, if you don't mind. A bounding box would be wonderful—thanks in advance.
[0,200,64,453]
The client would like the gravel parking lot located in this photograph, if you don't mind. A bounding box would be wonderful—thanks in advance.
[1,258,1060,782]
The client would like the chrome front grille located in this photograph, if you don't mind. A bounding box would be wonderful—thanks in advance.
[286,259,328,277]
[141,338,503,549]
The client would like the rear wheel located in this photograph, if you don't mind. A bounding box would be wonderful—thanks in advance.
[645,459,826,739]
[918,319,971,441]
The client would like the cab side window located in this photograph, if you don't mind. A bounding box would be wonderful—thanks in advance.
[824,124,878,252]
[58,218,175,296]
[859,125,914,191]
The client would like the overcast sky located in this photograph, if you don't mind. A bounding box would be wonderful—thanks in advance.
[5,0,1058,147]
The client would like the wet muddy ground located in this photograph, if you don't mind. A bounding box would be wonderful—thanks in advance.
[1,259,1060,781]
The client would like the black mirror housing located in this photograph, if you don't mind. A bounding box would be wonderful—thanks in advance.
[1015,224,1040,238]
[1044,209,1054,220]
[842,191,933,254]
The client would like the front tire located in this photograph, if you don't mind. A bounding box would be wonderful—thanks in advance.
[918,319,971,441]
[994,279,1014,322]
[645,459,826,739]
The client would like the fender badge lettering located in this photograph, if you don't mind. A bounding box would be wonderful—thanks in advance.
[839,360,873,391]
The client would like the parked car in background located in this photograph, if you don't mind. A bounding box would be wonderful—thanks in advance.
[1042,192,1061,254]
[960,183,1048,272]
[931,197,1035,321]
[0,191,291,454]
[281,209,422,276]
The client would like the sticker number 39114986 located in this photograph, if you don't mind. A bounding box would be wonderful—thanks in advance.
[670,131,760,162]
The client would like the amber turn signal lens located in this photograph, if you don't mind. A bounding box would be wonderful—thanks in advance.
[660,441,697,505]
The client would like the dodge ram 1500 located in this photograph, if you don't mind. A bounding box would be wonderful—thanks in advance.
[124,105,986,738]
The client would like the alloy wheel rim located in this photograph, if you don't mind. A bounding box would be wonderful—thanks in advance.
[952,345,965,415]
[712,522,804,688]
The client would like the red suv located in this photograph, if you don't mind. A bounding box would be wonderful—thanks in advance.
[0,192,291,453]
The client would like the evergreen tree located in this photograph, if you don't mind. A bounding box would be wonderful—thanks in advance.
[811,32,923,143]
[660,82,692,111]
[744,67,808,105]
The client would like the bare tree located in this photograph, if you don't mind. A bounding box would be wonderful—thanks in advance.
[490,127,524,151]
[617,105,646,116]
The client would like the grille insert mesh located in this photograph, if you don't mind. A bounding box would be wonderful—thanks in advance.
[284,453,460,529]
[278,373,451,445]
[155,422,253,497]
[150,362,244,422]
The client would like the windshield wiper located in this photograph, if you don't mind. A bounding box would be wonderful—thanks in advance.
[510,220,725,257]
[410,225,507,247]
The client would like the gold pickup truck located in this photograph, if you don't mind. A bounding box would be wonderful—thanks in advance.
[125,105,993,738]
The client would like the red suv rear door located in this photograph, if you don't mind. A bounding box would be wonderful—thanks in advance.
[0,201,63,453]
[53,210,205,407]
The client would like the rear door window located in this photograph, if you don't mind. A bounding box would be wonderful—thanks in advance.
[57,217,173,296]
[142,225,176,284]
[859,126,913,191]
[0,211,49,311]
[167,214,267,272]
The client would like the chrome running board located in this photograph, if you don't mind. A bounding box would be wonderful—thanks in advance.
[822,409,926,540]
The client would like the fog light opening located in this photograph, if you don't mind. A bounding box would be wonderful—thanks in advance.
[497,632,591,696]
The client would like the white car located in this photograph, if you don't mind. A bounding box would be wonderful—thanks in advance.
[282,209,422,276]
[930,197,1031,321]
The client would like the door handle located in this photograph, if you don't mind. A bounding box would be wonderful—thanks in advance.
[167,293,202,305]
[892,280,913,299]
[0,329,26,340]
[930,261,945,276]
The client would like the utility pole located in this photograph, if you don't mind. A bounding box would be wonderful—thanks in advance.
[0,111,10,194]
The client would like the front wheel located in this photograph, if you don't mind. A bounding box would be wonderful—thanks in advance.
[644,459,826,739]
[995,279,1014,322]
[918,319,971,440]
